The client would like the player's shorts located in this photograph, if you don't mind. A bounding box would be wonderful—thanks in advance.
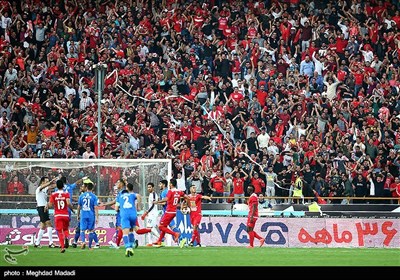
[246,217,258,228]
[55,216,70,231]
[160,211,176,228]
[37,206,50,223]
[190,213,201,226]
[121,215,137,230]
[80,217,95,231]
[145,213,158,228]
[159,212,176,227]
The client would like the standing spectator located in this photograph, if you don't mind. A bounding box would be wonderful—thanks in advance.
[209,170,227,203]
[79,91,94,111]
[0,8,12,36]
[26,172,41,195]
[187,171,203,195]
[245,132,259,155]
[224,171,233,203]
[261,166,278,207]
[352,172,369,204]
[7,175,25,194]
[341,173,354,204]
[82,146,96,159]
[257,127,270,151]
[389,177,400,204]
[249,168,266,195]
[231,166,248,204]
[323,72,341,100]
[299,55,314,77]
[3,64,17,86]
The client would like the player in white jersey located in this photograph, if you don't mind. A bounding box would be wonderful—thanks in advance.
[140,182,160,246]
[34,176,57,248]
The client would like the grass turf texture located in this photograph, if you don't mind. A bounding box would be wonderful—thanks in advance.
[1,245,399,267]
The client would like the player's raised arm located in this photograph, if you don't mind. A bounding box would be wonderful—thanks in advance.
[39,176,58,191]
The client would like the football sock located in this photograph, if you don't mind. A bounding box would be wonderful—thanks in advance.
[116,229,123,246]
[57,231,65,249]
[157,231,166,243]
[249,231,255,247]
[47,227,53,245]
[36,229,45,245]
[128,232,135,244]
[73,228,80,243]
[123,235,130,249]
[80,231,86,243]
[88,232,94,248]
[93,232,99,244]
[63,230,69,245]
[191,229,198,243]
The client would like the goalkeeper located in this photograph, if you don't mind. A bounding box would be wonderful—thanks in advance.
[140,182,160,246]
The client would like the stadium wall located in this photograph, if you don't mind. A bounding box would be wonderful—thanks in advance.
[1,213,399,248]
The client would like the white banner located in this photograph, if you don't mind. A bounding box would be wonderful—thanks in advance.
[195,217,400,247]
[1,215,399,248]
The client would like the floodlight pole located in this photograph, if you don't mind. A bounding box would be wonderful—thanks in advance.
[94,63,107,195]
[94,63,107,159]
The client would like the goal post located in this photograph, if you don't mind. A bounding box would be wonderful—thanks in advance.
[0,158,172,210]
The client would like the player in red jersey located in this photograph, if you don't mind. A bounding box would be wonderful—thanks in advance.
[47,179,75,253]
[186,185,212,247]
[153,178,185,246]
[246,185,265,248]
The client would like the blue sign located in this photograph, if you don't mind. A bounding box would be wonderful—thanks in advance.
[174,210,192,243]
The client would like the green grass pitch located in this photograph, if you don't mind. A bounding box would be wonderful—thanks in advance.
[1,245,399,267]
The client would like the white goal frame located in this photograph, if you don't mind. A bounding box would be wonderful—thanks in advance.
[0,158,172,209]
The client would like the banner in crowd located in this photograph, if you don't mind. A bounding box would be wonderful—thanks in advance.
[1,214,398,248]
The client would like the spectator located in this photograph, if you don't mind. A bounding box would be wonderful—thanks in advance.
[7,175,25,194]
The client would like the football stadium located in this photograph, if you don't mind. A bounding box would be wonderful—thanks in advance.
[1,0,400,274]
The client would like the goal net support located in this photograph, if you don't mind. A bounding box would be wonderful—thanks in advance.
[0,158,172,211]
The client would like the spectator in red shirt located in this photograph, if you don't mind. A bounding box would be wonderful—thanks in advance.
[209,170,226,203]
[7,175,25,194]
[231,166,248,204]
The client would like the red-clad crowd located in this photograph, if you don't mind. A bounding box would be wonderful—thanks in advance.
[0,0,400,204]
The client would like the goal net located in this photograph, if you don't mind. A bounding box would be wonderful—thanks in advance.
[0,158,172,211]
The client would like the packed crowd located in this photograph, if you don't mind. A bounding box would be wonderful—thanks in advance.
[1,0,400,204]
